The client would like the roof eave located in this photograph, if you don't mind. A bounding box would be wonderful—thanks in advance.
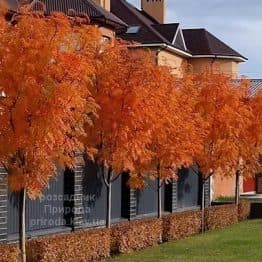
[191,55,247,63]
[128,43,192,58]
[92,16,127,33]
[126,44,248,62]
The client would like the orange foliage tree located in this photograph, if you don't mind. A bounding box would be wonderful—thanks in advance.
[148,70,204,218]
[82,44,171,227]
[0,9,97,261]
[181,70,261,231]
[77,38,205,225]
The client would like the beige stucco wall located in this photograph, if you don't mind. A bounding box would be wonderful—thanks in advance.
[94,0,110,11]
[213,175,236,199]
[156,53,240,78]
[99,26,115,40]
[158,50,187,77]
[189,58,239,78]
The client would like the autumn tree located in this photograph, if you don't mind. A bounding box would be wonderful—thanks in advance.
[82,44,163,227]
[0,8,97,261]
[181,70,261,232]
[147,68,204,219]
[233,86,262,204]
[74,37,183,227]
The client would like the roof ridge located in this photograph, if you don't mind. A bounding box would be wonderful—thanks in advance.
[182,28,206,31]
[203,29,215,56]
[86,0,127,26]
[204,29,245,59]
[152,23,180,27]
[139,9,159,24]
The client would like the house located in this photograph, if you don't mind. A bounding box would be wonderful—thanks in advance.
[110,0,247,77]
[6,0,127,39]
[212,79,262,199]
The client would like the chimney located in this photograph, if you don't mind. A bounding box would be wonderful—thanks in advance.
[141,0,166,24]
[94,0,110,12]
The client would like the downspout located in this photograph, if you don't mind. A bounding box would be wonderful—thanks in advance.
[211,55,217,73]
[155,44,168,66]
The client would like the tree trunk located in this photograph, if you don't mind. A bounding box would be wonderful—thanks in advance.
[201,179,205,234]
[157,175,162,219]
[106,182,112,228]
[19,188,26,262]
[106,169,112,228]
[235,171,240,205]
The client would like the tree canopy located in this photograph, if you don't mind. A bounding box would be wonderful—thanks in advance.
[0,10,97,198]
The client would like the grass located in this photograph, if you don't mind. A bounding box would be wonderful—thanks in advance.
[109,220,262,262]
[214,195,235,202]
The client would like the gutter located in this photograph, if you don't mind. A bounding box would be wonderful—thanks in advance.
[128,43,247,62]
[155,45,168,65]
[129,43,192,58]
[192,55,247,63]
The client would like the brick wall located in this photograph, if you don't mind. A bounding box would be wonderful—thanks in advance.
[0,167,8,243]
[204,178,211,207]
[121,174,137,220]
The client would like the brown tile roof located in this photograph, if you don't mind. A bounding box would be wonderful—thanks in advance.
[152,23,179,43]
[233,79,262,97]
[249,79,262,96]
[111,0,167,44]
[111,0,246,61]
[7,0,127,32]
[111,0,188,53]
[183,29,247,60]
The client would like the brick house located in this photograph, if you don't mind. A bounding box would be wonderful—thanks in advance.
[110,0,247,77]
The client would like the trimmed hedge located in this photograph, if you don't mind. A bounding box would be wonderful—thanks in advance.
[0,244,19,262]
[27,228,110,262]
[111,218,162,253]
[205,204,238,230]
[0,204,251,261]
[238,201,251,221]
[162,210,201,241]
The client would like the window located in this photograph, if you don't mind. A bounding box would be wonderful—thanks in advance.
[126,26,140,34]
[101,36,111,44]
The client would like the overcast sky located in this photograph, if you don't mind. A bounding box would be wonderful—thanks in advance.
[129,0,262,79]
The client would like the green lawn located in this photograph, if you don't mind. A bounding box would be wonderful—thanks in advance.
[109,220,262,262]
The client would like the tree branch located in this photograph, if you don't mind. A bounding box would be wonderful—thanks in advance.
[111,172,121,183]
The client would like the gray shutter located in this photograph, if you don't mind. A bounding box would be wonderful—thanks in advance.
[0,167,8,242]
